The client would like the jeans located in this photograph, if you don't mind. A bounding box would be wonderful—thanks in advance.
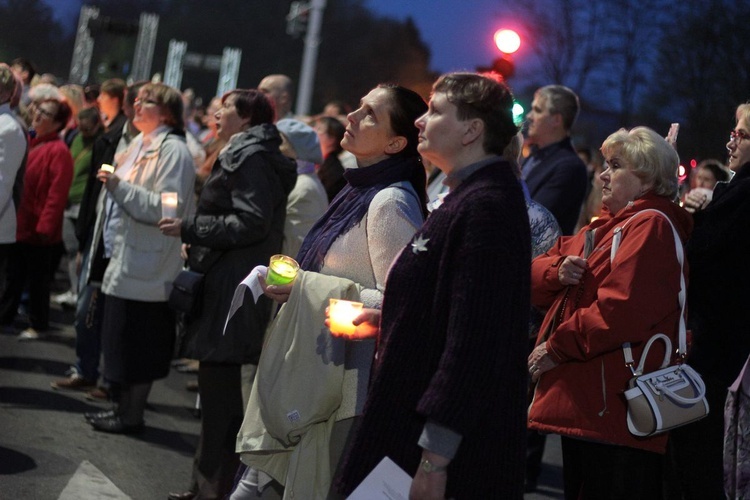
[74,283,105,382]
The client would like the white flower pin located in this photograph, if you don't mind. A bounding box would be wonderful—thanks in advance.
[411,234,429,254]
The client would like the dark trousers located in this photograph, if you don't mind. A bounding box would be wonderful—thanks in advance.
[192,362,244,499]
[0,243,12,297]
[74,284,105,382]
[666,374,726,500]
[561,436,663,500]
[0,243,54,330]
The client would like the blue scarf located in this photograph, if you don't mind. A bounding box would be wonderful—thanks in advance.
[296,154,426,272]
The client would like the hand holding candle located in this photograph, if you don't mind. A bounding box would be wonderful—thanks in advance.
[327,299,381,340]
[100,163,115,174]
[266,255,299,286]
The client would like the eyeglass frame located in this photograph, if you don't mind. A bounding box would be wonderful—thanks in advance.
[134,98,159,108]
[729,129,750,145]
[35,106,56,120]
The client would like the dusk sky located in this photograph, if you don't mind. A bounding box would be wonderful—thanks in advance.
[46,0,518,75]
[362,0,517,73]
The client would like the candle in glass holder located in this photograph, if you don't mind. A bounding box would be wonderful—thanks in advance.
[100,163,115,174]
[161,192,178,218]
[266,254,299,285]
[328,298,364,337]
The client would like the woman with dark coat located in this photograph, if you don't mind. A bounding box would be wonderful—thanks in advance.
[333,73,530,499]
[159,89,297,499]
[670,103,750,499]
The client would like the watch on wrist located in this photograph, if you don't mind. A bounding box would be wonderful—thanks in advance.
[420,458,448,474]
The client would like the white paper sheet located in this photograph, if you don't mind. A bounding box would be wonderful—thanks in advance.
[222,265,267,335]
[347,456,412,500]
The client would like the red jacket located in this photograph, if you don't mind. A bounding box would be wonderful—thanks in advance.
[16,133,73,245]
[528,193,693,453]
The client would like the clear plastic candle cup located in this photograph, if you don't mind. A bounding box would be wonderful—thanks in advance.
[161,192,178,218]
[266,255,300,286]
[328,298,364,337]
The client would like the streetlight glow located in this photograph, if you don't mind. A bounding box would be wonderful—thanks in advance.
[494,29,520,54]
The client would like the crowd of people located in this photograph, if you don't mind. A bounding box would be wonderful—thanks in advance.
[1,54,748,500]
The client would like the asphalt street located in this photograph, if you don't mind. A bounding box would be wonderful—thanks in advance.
[0,279,563,499]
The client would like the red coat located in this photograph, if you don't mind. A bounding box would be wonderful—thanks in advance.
[16,133,73,245]
[528,193,693,453]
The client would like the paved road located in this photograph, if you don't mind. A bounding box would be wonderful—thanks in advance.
[0,289,563,499]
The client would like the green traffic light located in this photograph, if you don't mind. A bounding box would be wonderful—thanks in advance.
[512,101,524,125]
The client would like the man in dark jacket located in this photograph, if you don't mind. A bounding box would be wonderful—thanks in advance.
[51,81,140,395]
[521,84,588,491]
[522,85,588,236]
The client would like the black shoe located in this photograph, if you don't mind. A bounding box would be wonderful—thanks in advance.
[85,409,117,423]
[90,415,144,435]
[167,492,196,500]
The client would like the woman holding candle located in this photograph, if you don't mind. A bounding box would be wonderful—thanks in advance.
[230,84,428,499]
[84,83,196,434]
[332,73,530,499]
[158,89,297,500]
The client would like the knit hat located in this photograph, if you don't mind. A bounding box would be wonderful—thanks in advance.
[276,118,323,164]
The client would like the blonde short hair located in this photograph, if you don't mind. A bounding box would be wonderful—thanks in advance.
[736,103,750,125]
[600,126,679,198]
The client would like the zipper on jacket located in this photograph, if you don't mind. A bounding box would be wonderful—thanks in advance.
[598,360,608,417]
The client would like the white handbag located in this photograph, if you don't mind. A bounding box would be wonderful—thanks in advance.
[613,209,709,437]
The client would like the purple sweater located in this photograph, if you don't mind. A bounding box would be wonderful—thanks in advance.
[336,161,531,498]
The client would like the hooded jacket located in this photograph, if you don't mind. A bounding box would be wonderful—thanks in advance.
[528,193,693,453]
[182,123,297,364]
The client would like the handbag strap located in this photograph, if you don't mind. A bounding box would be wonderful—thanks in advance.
[614,209,687,374]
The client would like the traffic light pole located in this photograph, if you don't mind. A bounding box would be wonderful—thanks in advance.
[295,0,326,117]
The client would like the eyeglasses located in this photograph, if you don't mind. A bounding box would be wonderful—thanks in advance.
[35,108,55,120]
[134,98,158,108]
[729,129,750,145]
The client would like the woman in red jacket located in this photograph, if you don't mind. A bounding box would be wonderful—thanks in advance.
[527,127,692,499]
[0,98,73,340]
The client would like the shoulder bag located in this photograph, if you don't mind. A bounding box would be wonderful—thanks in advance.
[614,209,709,437]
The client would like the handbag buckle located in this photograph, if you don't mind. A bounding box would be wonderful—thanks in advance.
[626,361,637,376]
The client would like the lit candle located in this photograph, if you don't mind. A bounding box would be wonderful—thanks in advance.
[100,163,115,174]
[161,192,178,218]
[328,298,364,337]
[266,255,299,285]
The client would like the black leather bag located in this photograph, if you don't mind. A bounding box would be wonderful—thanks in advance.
[168,269,205,315]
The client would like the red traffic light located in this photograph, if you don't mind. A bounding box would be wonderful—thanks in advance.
[494,29,520,54]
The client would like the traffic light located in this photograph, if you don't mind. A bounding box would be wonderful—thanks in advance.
[491,55,515,79]
[512,101,524,126]
[478,28,520,80]
[494,29,521,54]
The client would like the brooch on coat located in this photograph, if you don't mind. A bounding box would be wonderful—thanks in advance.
[411,234,429,254]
